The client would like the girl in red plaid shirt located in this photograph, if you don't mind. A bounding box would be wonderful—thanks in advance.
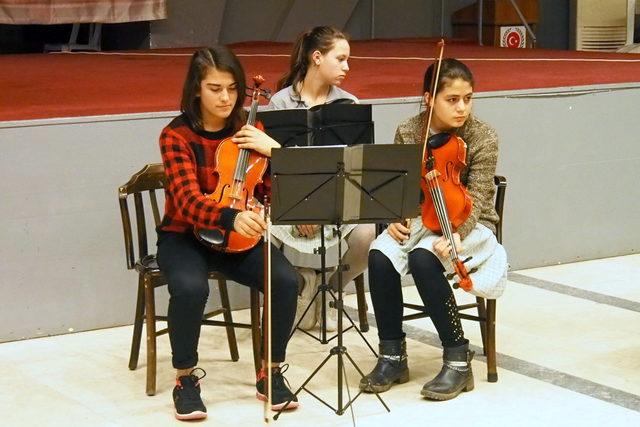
[157,46,299,421]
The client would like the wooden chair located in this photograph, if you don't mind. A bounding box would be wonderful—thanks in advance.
[354,274,370,332]
[118,163,261,396]
[401,175,506,382]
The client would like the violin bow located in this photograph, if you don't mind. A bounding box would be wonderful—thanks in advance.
[404,40,446,233]
[421,38,446,161]
[263,196,273,423]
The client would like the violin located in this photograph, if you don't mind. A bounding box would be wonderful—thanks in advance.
[419,40,476,291]
[420,132,472,233]
[194,75,271,252]
[421,132,476,291]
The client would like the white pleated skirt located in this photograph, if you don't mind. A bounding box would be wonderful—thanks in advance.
[270,224,356,269]
[370,216,508,299]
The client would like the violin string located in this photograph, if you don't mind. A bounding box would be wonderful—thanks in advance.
[431,188,450,250]
[428,182,447,237]
[238,90,260,185]
[239,150,248,180]
[430,179,467,285]
[429,178,458,261]
[435,188,455,260]
[233,151,244,183]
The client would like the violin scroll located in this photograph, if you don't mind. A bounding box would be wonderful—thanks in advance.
[249,75,271,101]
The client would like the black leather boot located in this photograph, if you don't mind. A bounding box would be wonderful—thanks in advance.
[421,342,474,400]
[359,339,409,393]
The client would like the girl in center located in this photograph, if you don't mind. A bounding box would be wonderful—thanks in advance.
[268,26,376,332]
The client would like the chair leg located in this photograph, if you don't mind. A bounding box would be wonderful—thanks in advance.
[217,278,239,362]
[354,273,369,332]
[250,289,262,373]
[475,297,488,355]
[129,275,145,370]
[486,299,498,382]
[143,276,157,396]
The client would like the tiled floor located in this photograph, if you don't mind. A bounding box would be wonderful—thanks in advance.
[1,255,639,426]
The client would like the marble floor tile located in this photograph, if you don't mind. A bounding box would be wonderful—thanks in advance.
[516,254,640,302]
[1,256,639,426]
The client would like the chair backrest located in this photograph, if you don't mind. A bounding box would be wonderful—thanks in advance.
[493,175,507,245]
[118,163,165,270]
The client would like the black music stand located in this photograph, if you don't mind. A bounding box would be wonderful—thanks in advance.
[260,103,374,344]
[270,143,421,417]
[257,101,373,147]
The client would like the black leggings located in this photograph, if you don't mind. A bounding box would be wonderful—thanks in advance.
[157,231,298,369]
[368,248,466,348]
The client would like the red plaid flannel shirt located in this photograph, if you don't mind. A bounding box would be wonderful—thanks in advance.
[158,115,270,233]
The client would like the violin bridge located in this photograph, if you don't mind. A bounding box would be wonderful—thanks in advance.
[425,170,440,181]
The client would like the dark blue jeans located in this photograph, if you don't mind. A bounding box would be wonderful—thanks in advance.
[157,231,298,369]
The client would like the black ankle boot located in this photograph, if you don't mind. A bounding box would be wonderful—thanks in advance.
[421,342,474,401]
[359,339,409,393]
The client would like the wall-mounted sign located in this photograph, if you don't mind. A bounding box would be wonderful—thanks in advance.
[500,26,527,48]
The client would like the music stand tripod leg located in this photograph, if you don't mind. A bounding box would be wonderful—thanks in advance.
[288,224,376,356]
[331,227,389,413]
[316,229,379,356]
[286,225,333,344]
[275,226,390,417]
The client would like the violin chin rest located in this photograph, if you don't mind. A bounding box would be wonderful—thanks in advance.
[427,132,452,148]
[197,228,224,245]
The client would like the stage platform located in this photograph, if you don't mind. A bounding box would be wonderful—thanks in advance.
[1,38,639,342]
[3,38,640,122]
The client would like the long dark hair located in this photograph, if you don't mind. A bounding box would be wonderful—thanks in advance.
[422,58,474,95]
[180,46,247,132]
[277,26,348,91]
